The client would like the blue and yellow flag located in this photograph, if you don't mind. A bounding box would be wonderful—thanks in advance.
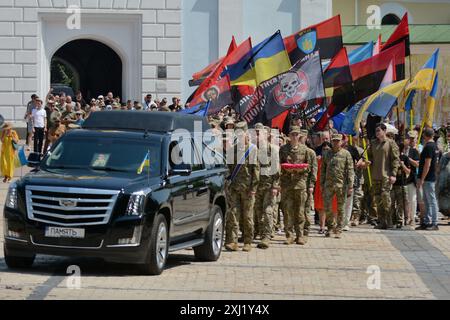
[406,49,439,92]
[227,32,291,87]
[14,146,28,168]
[137,151,150,175]
[252,32,291,85]
[353,79,409,133]
[425,72,439,127]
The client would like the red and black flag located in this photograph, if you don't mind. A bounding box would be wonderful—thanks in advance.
[323,47,352,88]
[189,37,237,87]
[381,13,410,57]
[283,15,343,65]
[314,84,355,131]
[187,75,233,115]
[351,41,405,101]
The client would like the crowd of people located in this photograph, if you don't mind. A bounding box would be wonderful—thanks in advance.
[1,90,450,250]
[206,106,450,251]
[0,90,183,182]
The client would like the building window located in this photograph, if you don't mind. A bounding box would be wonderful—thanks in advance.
[382,14,401,25]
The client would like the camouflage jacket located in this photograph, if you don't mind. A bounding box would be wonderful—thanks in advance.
[368,138,400,181]
[320,147,355,189]
[257,143,281,189]
[227,142,260,193]
[279,143,315,190]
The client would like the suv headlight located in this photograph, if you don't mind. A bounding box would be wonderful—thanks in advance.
[5,182,18,209]
[125,192,145,216]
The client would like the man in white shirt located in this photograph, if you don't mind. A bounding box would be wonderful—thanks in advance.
[143,94,158,110]
[31,96,47,155]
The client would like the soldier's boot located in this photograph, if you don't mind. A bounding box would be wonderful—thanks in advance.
[225,243,239,251]
[284,237,294,245]
[295,236,306,245]
[257,239,270,249]
[242,243,252,252]
[335,232,342,239]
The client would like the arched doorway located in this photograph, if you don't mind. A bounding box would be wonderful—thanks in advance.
[51,39,123,101]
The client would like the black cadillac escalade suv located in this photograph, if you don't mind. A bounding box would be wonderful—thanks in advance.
[3,111,228,275]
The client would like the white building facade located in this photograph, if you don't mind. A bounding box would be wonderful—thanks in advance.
[0,0,331,125]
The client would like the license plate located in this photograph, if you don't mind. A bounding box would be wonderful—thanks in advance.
[45,227,85,239]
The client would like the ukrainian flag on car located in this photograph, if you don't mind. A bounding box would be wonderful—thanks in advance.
[137,152,150,175]
[406,49,439,92]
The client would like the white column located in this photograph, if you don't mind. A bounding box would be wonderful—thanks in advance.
[300,0,332,28]
[218,0,243,55]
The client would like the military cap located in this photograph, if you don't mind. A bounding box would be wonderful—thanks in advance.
[289,126,301,134]
[331,133,343,141]
[299,129,308,137]
[407,130,418,138]
[254,122,265,131]
[235,121,248,132]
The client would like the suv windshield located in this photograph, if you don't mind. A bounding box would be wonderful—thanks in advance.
[42,136,162,177]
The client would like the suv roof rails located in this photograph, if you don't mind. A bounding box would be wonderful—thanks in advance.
[82,111,211,133]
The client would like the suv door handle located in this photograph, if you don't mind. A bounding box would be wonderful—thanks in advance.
[188,184,194,189]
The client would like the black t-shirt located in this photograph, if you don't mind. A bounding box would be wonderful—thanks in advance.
[419,141,438,182]
[406,147,420,184]
[394,154,410,186]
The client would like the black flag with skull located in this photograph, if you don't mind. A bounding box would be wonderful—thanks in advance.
[265,51,325,120]
[241,51,325,123]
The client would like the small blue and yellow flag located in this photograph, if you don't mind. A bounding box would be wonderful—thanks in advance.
[406,49,439,92]
[137,151,150,175]
[424,72,439,127]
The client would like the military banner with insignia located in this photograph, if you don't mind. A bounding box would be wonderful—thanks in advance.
[240,51,325,123]
[283,15,343,65]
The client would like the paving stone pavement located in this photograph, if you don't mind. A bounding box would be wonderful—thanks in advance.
[1,162,450,300]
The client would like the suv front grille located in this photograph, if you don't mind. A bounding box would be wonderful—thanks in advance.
[25,186,120,226]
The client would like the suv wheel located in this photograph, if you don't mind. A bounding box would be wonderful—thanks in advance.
[194,205,224,261]
[4,247,35,269]
[140,214,169,275]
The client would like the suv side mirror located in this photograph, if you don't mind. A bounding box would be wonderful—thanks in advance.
[170,163,192,176]
[27,152,41,168]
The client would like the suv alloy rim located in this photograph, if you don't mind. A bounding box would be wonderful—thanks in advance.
[156,222,167,268]
[212,212,223,255]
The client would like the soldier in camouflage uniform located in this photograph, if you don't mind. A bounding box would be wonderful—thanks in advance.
[299,129,318,237]
[321,134,355,238]
[279,126,315,245]
[253,124,280,249]
[363,123,400,229]
[225,122,259,252]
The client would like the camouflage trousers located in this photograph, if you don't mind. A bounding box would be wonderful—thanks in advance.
[323,185,347,232]
[303,191,313,235]
[351,185,364,222]
[226,187,255,245]
[391,185,409,226]
[273,193,281,231]
[373,179,393,228]
[254,185,277,241]
[361,182,377,221]
[281,188,307,239]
